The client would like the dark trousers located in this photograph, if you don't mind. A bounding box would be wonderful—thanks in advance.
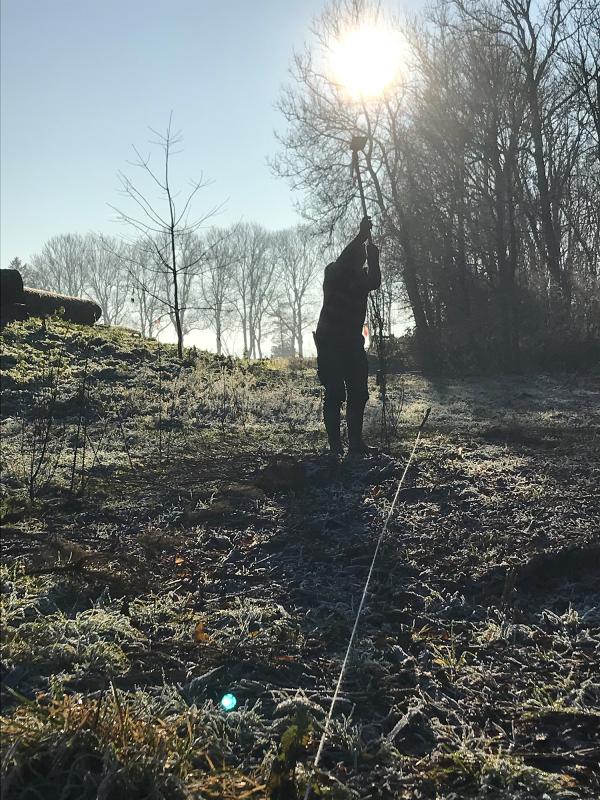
[316,337,369,448]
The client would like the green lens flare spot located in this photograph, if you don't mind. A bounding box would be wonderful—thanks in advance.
[220,693,237,711]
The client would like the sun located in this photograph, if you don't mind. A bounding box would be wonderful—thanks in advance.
[330,24,407,99]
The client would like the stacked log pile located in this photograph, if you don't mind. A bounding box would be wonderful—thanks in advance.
[1,269,101,326]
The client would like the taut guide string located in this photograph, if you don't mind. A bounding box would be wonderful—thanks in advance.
[302,407,431,800]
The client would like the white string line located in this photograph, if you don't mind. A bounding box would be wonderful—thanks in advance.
[302,409,430,800]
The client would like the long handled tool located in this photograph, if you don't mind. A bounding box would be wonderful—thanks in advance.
[351,134,389,409]
[350,135,372,243]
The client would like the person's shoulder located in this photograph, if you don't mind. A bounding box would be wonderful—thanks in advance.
[323,262,337,282]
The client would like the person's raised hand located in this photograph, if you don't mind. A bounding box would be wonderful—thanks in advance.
[359,216,373,240]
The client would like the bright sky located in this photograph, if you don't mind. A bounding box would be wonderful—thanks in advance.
[1,1,422,268]
[1,0,326,265]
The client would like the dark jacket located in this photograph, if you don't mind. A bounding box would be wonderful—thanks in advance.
[316,235,381,344]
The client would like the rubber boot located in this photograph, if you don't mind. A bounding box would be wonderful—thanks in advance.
[347,402,375,455]
[323,403,344,456]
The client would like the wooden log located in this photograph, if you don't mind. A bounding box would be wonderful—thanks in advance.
[21,288,102,326]
[0,269,101,326]
[0,303,28,325]
[0,269,25,304]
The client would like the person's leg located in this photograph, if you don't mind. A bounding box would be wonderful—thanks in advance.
[323,383,345,454]
[345,345,370,453]
[317,341,346,455]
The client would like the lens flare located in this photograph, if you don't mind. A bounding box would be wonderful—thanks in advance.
[220,693,237,711]
[330,24,407,99]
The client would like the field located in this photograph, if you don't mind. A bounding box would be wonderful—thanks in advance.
[1,318,599,799]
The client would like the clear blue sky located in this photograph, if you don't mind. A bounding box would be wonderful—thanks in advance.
[1,0,319,264]
[1,0,419,267]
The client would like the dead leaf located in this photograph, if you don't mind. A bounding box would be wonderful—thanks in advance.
[559,775,580,788]
[194,622,210,642]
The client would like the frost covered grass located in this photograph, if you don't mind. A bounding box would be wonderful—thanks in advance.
[1,687,271,800]
[1,319,599,799]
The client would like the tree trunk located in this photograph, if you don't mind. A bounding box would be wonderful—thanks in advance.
[297,305,303,357]
[385,159,437,371]
[216,312,222,355]
[169,226,184,359]
[450,153,480,369]
[402,253,437,372]
[256,319,263,359]
[241,304,248,358]
[490,117,517,371]
[527,76,564,304]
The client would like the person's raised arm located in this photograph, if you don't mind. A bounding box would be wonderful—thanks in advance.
[326,217,373,279]
[330,217,372,275]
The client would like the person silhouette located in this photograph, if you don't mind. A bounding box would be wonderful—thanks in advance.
[314,216,381,456]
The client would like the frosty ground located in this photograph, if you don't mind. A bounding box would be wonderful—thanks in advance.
[1,319,599,799]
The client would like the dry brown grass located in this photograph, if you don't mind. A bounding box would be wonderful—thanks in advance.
[1,688,268,800]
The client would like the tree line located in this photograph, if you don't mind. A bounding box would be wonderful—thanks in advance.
[275,0,599,372]
[8,222,325,359]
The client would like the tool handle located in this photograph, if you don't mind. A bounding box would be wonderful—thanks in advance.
[353,153,373,244]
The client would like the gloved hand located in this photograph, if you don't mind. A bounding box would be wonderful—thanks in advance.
[359,216,373,240]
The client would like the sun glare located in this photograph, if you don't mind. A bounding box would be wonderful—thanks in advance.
[330,25,407,99]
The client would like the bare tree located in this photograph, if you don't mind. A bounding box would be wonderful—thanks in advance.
[200,227,236,354]
[269,302,297,357]
[157,229,207,336]
[453,0,582,303]
[126,240,165,338]
[271,225,322,356]
[110,115,220,359]
[274,0,599,371]
[230,223,276,358]
[250,235,279,358]
[29,233,89,297]
[85,234,130,326]
[562,0,599,157]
